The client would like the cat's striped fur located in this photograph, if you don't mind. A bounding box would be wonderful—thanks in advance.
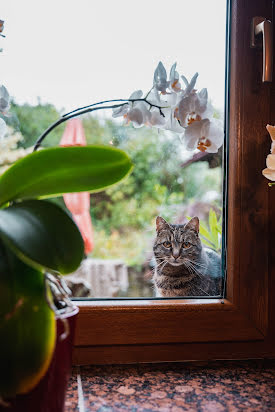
[153,216,222,297]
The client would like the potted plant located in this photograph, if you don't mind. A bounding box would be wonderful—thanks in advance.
[0,61,223,410]
[0,140,133,411]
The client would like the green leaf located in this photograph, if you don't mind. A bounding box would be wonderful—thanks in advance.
[0,240,56,397]
[187,213,221,252]
[208,209,219,248]
[0,145,133,205]
[209,209,218,233]
[198,221,212,241]
[200,235,216,249]
[0,200,84,274]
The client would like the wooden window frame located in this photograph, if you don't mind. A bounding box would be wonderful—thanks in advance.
[72,0,275,365]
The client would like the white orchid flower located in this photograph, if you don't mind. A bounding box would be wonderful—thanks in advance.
[144,90,170,127]
[147,109,166,127]
[175,93,197,127]
[0,85,10,114]
[266,124,275,154]
[154,62,169,94]
[169,63,181,93]
[262,168,275,181]
[164,113,185,134]
[126,91,150,128]
[111,62,222,152]
[112,90,143,119]
[112,88,167,128]
[112,103,129,118]
[181,72,199,96]
[195,88,208,114]
[126,101,151,128]
[126,107,144,127]
[174,88,212,129]
[146,87,162,105]
[266,154,275,169]
[0,117,7,139]
[127,100,167,129]
[167,93,178,106]
[262,124,275,181]
[184,118,223,153]
[147,87,174,118]
[200,119,224,153]
[185,118,209,150]
[125,100,151,129]
[129,90,143,101]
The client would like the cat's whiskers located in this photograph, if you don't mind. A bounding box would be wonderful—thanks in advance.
[148,258,167,277]
[191,260,207,269]
[182,261,193,275]
[197,286,211,296]
[159,261,168,274]
[184,261,211,296]
[154,258,166,269]
[185,259,205,274]
[185,259,205,280]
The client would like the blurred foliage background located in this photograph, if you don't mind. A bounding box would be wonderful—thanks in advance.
[2,101,223,294]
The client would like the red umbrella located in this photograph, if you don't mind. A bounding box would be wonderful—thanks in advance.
[60,118,94,254]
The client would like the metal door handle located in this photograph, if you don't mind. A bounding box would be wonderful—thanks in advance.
[251,17,273,82]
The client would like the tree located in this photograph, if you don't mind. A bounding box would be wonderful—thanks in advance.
[11,101,65,148]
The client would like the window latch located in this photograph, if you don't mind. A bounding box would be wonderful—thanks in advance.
[251,16,273,82]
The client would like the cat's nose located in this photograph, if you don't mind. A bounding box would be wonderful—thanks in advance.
[173,251,180,259]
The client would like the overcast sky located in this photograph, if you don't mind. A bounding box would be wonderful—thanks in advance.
[1,0,227,114]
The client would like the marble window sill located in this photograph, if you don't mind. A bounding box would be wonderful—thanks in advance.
[65,360,275,411]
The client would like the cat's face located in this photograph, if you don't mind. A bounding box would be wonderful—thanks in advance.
[153,216,202,268]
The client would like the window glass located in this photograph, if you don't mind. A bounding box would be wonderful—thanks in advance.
[1,0,227,298]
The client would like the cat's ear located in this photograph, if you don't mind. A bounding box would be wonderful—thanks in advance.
[185,217,199,234]
[156,216,169,232]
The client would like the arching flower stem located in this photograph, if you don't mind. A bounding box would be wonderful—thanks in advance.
[62,99,130,117]
[63,98,168,118]
[33,99,169,152]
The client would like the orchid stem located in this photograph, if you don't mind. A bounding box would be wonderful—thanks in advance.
[63,97,168,118]
[268,182,275,187]
[144,87,154,99]
[33,103,127,151]
[63,99,130,117]
[33,99,169,151]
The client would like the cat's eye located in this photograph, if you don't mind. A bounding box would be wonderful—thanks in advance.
[183,242,191,248]
[163,241,171,248]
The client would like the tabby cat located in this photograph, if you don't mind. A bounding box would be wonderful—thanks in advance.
[153,216,222,297]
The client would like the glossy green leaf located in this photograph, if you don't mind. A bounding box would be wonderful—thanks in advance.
[0,145,133,205]
[208,209,220,250]
[187,214,221,251]
[199,234,216,249]
[0,200,84,274]
[0,240,56,397]
[198,221,212,242]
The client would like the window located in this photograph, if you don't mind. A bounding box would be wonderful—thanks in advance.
[2,0,227,300]
[73,0,275,364]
